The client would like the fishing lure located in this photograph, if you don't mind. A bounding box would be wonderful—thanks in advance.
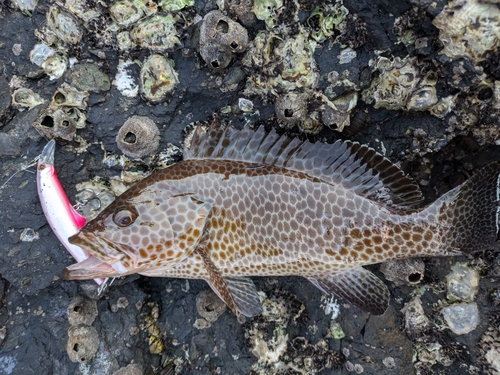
[37,140,106,285]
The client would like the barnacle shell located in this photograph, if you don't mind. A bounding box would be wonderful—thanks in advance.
[307,3,348,43]
[442,303,479,335]
[139,54,179,103]
[159,0,194,12]
[33,107,77,141]
[401,296,429,335]
[363,56,436,112]
[11,0,37,12]
[380,258,425,286]
[29,43,54,66]
[67,296,98,326]
[130,14,180,51]
[275,92,309,127]
[433,0,500,63]
[322,91,358,132]
[446,262,479,302]
[196,289,226,323]
[406,86,438,111]
[252,0,283,29]
[109,0,156,28]
[50,83,88,110]
[41,54,68,80]
[46,5,83,45]
[200,11,248,54]
[56,0,101,22]
[11,88,44,109]
[116,116,160,159]
[67,325,99,363]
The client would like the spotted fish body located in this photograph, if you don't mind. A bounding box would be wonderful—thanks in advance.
[66,125,500,316]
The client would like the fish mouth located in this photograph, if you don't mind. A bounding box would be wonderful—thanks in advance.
[63,256,121,280]
[67,231,134,278]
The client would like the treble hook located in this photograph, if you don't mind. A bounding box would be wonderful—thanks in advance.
[74,188,104,211]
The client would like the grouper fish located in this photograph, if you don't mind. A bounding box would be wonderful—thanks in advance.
[65,125,500,317]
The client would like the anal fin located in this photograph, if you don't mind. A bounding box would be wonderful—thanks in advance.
[197,239,262,317]
[307,267,389,315]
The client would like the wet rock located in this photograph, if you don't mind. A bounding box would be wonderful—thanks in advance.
[442,303,479,335]
[116,115,160,159]
[446,262,479,302]
[0,75,11,120]
[66,325,99,363]
[380,258,425,286]
[195,289,226,323]
[71,64,111,92]
[113,363,144,375]
[0,106,43,157]
[67,296,98,326]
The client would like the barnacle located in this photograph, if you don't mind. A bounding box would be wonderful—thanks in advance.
[11,88,44,109]
[131,14,181,51]
[401,296,429,336]
[380,258,425,286]
[199,11,248,71]
[70,64,111,93]
[274,92,309,127]
[33,107,77,141]
[30,44,68,80]
[433,0,500,63]
[109,0,153,28]
[363,56,437,113]
[116,115,160,159]
[307,3,349,43]
[46,5,83,45]
[11,0,37,12]
[442,303,479,335]
[446,263,479,302]
[67,296,98,326]
[159,0,194,12]
[66,325,99,363]
[50,83,89,110]
[140,54,179,103]
[252,0,283,29]
[321,91,358,132]
[195,289,226,323]
[55,0,102,22]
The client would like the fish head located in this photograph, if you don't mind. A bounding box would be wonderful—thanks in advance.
[65,187,212,280]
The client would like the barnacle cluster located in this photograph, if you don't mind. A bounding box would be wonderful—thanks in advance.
[245,290,344,374]
[66,296,100,363]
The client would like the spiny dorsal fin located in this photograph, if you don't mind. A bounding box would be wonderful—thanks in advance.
[307,267,390,315]
[184,124,423,208]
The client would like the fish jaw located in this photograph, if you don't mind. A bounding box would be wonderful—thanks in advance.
[63,256,122,280]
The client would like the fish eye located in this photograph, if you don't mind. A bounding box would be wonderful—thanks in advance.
[113,207,137,227]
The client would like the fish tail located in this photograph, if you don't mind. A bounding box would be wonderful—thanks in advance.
[438,161,500,254]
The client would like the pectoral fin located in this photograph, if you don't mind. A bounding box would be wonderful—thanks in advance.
[197,238,262,317]
[307,267,390,315]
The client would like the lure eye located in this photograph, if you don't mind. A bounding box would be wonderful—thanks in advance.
[38,164,46,171]
[113,207,137,227]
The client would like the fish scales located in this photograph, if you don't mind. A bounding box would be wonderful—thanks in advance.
[65,125,500,317]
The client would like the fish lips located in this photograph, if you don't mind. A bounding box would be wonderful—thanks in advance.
[63,256,119,280]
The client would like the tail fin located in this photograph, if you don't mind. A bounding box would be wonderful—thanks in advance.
[441,161,500,254]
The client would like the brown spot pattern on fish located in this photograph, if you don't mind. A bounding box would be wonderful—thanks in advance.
[66,125,500,317]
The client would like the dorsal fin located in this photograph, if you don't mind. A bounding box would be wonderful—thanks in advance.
[184,125,423,208]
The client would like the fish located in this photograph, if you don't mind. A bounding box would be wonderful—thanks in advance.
[64,125,500,316]
[37,140,106,285]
